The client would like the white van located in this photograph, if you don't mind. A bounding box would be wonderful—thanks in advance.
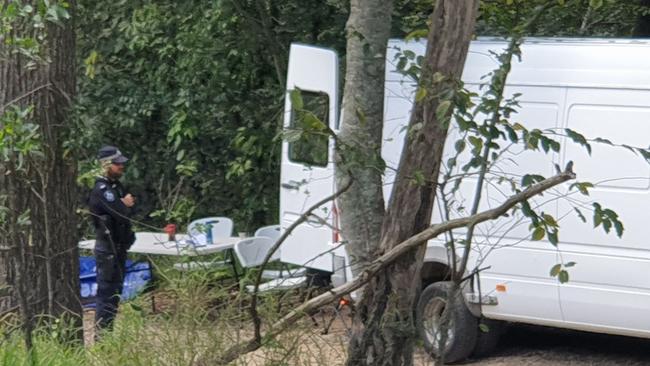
[278,38,650,361]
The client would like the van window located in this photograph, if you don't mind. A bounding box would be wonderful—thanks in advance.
[289,91,329,167]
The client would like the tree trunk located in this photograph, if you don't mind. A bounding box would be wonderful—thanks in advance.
[337,0,392,278]
[346,1,479,365]
[634,0,650,36]
[0,0,82,333]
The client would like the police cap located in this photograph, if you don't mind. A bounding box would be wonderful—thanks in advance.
[97,145,129,164]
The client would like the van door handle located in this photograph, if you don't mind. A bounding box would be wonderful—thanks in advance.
[282,181,301,190]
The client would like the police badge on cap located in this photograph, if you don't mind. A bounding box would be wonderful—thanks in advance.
[98,146,129,164]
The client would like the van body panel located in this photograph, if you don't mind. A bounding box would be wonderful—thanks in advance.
[279,44,339,272]
[279,38,650,338]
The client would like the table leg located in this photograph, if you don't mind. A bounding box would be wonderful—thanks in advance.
[228,249,240,282]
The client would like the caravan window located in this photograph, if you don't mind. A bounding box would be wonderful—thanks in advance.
[288,91,329,167]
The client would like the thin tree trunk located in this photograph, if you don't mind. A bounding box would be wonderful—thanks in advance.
[634,0,650,36]
[346,1,480,365]
[0,0,82,335]
[337,0,392,279]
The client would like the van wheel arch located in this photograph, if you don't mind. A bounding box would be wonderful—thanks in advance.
[420,261,452,289]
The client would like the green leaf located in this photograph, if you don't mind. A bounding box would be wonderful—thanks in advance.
[521,174,545,187]
[447,157,457,168]
[435,100,452,121]
[468,136,483,153]
[589,0,603,9]
[593,137,613,146]
[532,226,545,241]
[504,125,518,142]
[574,207,587,223]
[512,123,525,131]
[403,50,416,59]
[569,182,594,196]
[602,218,612,233]
[558,270,570,284]
[284,129,302,143]
[405,29,428,41]
[547,229,559,246]
[550,140,561,153]
[432,72,445,84]
[455,140,466,154]
[290,89,303,110]
[479,323,490,333]
[415,87,427,102]
[303,112,327,131]
[638,148,650,163]
[543,214,558,228]
[614,220,624,238]
[413,170,426,186]
[550,263,562,277]
[565,128,592,155]
[564,261,576,268]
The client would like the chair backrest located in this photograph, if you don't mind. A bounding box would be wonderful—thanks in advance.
[188,217,234,245]
[331,254,347,288]
[254,225,281,241]
[234,236,280,268]
[332,251,358,301]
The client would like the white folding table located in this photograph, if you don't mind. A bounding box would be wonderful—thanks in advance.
[79,232,239,255]
[79,232,242,312]
[79,231,242,278]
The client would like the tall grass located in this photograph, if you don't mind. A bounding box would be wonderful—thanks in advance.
[0,259,349,365]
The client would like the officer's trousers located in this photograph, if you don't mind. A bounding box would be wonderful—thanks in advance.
[94,246,128,331]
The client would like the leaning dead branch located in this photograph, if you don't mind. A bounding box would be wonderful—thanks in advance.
[204,167,576,365]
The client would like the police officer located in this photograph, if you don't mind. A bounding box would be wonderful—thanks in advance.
[88,146,136,332]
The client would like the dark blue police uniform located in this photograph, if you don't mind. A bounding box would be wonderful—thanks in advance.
[88,147,136,331]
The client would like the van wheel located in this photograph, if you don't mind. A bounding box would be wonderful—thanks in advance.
[416,281,478,364]
[472,318,505,358]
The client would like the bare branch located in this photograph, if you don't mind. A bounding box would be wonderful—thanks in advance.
[208,169,575,365]
[247,177,354,343]
[0,84,51,113]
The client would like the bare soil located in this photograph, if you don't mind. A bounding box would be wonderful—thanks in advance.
[84,299,650,365]
[460,324,650,366]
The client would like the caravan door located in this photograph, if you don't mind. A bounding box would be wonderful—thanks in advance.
[279,44,339,272]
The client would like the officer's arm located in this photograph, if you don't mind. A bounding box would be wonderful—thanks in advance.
[91,188,131,225]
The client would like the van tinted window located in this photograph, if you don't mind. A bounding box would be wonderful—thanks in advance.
[289,91,329,167]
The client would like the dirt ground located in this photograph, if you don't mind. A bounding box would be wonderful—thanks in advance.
[239,308,650,366]
[460,324,650,366]
[84,306,650,365]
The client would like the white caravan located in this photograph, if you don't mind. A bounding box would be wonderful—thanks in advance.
[279,38,650,361]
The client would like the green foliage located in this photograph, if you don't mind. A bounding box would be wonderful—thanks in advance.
[550,261,576,283]
[0,106,43,170]
[0,258,331,365]
[0,0,70,65]
[72,0,347,231]
[286,89,332,168]
[431,4,647,286]
[478,0,643,37]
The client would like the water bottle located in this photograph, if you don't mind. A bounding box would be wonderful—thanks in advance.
[205,222,214,244]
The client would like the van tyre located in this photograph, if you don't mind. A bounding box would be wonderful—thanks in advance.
[472,318,505,358]
[416,281,478,364]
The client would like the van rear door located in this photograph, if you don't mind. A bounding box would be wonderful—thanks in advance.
[279,44,339,272]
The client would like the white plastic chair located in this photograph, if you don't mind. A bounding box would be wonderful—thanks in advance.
[234,236,281,279]
[234,236,307,291]
[174,217,235,273]
[254,225,281,241]
[188,217,234,245]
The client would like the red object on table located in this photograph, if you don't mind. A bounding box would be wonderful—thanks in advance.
[163,224,177,241]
